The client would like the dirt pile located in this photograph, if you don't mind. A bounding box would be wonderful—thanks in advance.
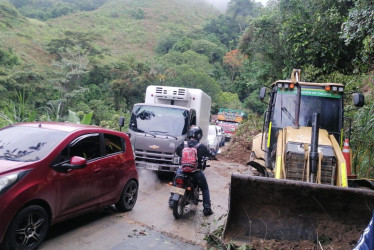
[247,221,363,249]
[218,126,260,165]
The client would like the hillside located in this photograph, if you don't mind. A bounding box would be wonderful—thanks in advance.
[0,0,219,66]
[1,0,372,180]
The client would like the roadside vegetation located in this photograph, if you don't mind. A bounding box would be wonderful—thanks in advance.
[0,0,373,177]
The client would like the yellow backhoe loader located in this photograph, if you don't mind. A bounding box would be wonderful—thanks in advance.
[223,69,374,244]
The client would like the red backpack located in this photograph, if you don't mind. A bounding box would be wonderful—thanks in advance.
[180,143,200,172]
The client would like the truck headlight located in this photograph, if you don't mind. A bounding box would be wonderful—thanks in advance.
[0,170,29,196]
[173,157,180,164]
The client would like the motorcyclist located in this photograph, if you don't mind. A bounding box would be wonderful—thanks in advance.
[175,126,216,216]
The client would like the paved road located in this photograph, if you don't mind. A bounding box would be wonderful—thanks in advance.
[40,161,249,249]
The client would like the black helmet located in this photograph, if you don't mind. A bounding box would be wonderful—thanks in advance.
[187,126,203,142]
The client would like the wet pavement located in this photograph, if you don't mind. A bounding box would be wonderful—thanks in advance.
[40,161,249,249]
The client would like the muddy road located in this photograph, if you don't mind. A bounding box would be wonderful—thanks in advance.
[39,158,250,249]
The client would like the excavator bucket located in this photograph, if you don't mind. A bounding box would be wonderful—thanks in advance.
[223,173,374,244]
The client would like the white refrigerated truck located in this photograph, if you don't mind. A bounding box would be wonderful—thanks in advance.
[128,85,211,173]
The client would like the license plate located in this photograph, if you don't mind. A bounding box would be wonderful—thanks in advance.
[171,186,185,196]
[145,164,159,170]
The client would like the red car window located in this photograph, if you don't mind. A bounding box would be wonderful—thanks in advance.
[104,133,124,155]
[70,133,101,160]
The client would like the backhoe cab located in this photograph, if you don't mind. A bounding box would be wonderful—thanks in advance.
[251,69,364,183]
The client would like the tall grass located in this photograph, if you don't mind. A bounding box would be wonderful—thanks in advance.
[0,90,36,127]
[351,103,374,178]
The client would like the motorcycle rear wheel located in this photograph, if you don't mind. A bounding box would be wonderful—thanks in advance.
[173,195,186,219]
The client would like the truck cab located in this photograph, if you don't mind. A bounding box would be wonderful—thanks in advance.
[216,108,245,141]
[128,86,211,173]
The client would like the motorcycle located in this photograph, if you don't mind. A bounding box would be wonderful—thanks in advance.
[169,157,211,219]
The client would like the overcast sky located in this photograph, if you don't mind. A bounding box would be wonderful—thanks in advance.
[203,0,268,12]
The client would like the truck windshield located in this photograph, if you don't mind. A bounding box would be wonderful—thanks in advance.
[217,121,238,134]
[130,105,189,137]
[272,88,342,133]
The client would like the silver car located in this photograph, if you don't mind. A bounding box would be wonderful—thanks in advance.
[208,125,222,153]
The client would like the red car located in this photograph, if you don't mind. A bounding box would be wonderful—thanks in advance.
[0,122,138,250]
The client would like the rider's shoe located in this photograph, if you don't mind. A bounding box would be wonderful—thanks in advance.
[203,208,213,216]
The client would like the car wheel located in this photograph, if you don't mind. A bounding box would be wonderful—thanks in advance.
[115,180,138,212]
[3,205,49,250]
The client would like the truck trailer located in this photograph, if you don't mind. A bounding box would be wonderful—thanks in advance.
[128,85,211,173]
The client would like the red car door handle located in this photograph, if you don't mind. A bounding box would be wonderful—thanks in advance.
[94,169,101,173]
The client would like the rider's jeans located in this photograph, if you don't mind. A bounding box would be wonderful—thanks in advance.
[193,170,211,209]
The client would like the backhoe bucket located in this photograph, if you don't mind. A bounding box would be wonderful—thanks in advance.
[223,173,374,244]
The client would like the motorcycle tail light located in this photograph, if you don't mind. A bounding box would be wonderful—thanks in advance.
[175,178,184,185]
[187,187,192,191]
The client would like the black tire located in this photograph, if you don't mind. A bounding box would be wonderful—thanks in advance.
[172,195,185,219]
[115,180,138,212]
[3,205,49,250]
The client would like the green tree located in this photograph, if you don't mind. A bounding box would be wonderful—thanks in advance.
[156,33,184,54]
[0,48,20,67]
[190,39,225,63]
[172,37,192,53]
[203,15,241,49]
[341,0,374,72]
[46,31,104,60]
[279,0,355,73]
[52,46,90,92]
[238,5,285,85]
[131,8,145,19]
[161,50,214,74]
[216,92,243,110]
[51,3,74,18]
[227,0,262,19]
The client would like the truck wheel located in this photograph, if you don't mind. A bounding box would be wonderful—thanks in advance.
[173,195,186,219]
[3,205,49,250]
[116,180,138,212]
